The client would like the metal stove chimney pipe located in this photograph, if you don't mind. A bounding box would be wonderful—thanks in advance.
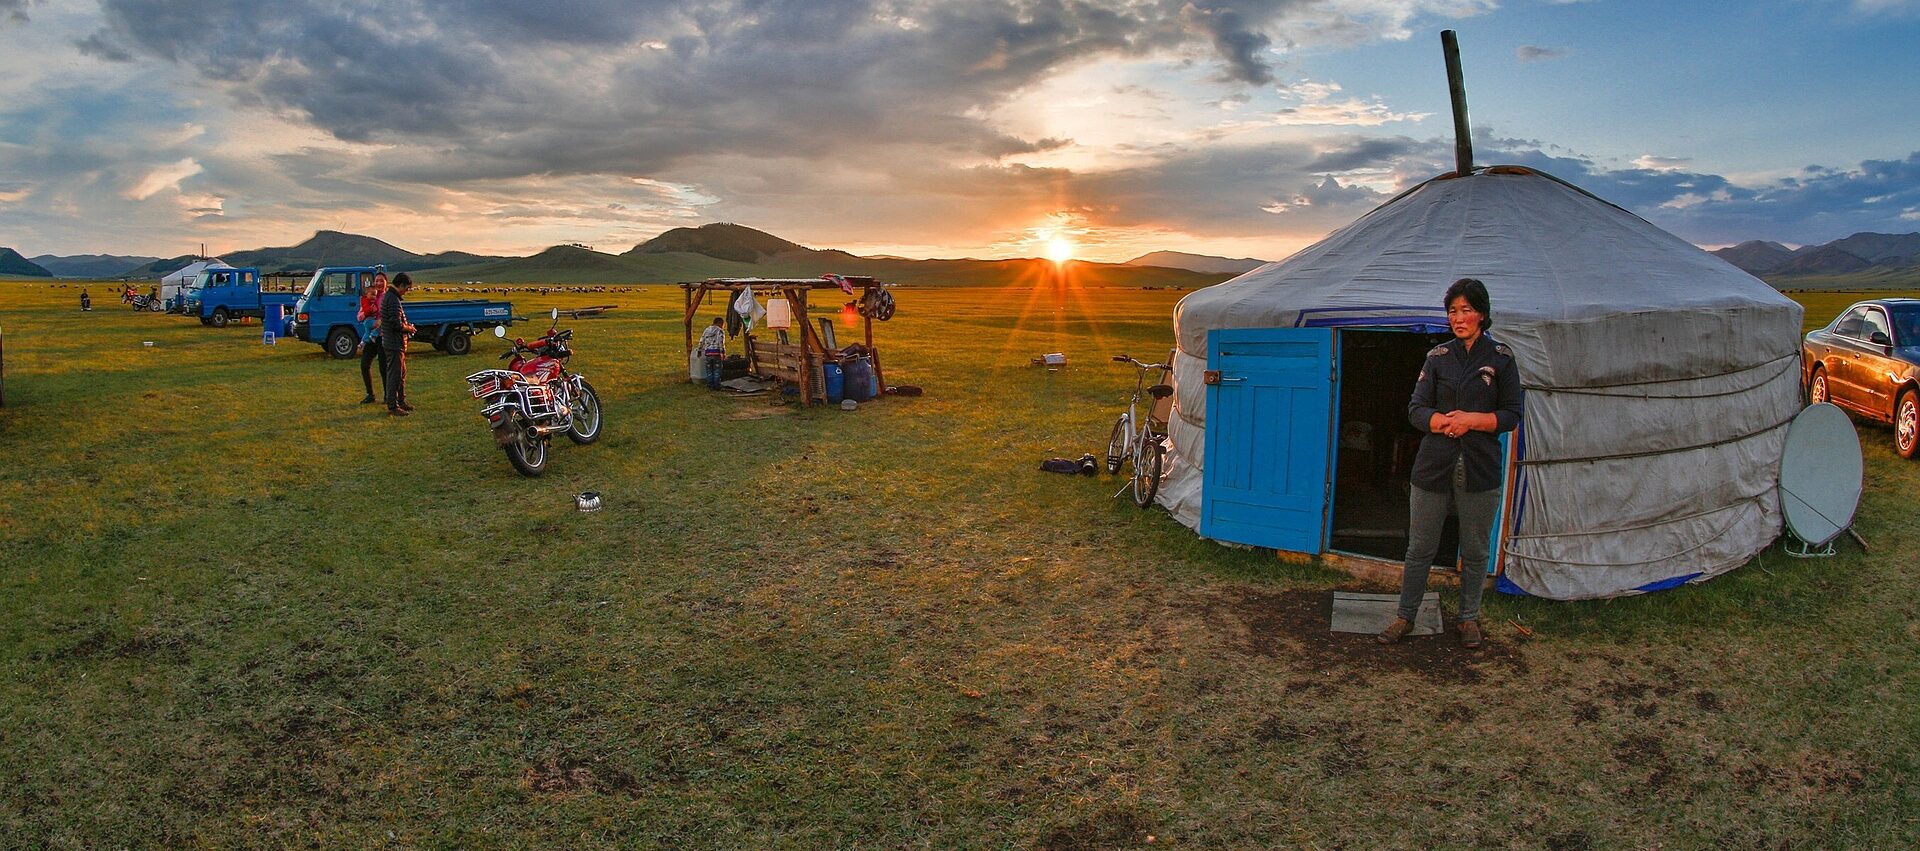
[1442,29,1473,177]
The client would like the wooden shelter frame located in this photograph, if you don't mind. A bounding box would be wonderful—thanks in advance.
[681,277,888,405]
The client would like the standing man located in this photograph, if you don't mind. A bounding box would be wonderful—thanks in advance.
[698,316,727,390]
[1378,278,1523,650]
[381,273,417,416]
[80,289,92,311]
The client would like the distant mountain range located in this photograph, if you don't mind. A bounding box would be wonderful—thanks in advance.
[1125,250,1268,275]
[1712,232,1920,285]
[4,223,1239,288]
[30,253,161,277]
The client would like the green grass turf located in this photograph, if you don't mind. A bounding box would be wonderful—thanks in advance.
[1,279,1917,848]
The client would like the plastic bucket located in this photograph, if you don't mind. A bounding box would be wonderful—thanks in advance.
[824,362,845,403]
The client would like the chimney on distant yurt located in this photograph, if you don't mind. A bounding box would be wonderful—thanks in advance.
[1442,29,1472,177]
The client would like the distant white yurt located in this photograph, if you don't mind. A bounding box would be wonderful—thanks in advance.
[1162,166,1804,600]
[160,259,230,302]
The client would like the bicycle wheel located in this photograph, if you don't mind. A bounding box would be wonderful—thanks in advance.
[1105,414,1130,474]
[1132,435,1164,508]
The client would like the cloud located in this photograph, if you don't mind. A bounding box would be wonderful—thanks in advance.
[126,158,203,200]
[1851,0,1920,15]
[1515,45,1566,62]
[1632,154,1692,171]
[0,0,31,26]
[12,0,1915,261]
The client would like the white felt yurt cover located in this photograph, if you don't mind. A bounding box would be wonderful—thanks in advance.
[1163,167,1804,600]
[160,259,230,301]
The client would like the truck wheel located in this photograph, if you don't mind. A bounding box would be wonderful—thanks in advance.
[443,328,471,356]
[324,327,359,359]
[566,379,602,444]
[505,430,549,476]
[209,307,230,328]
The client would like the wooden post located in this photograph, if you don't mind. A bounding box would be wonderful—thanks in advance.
[792,285,814,405]
[682,283,694,354]
[1441,30,1472,178]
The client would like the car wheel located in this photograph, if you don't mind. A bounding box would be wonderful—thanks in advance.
[209,307,230,328]
[1808,367,1828,405]
[1897,389,1919,460]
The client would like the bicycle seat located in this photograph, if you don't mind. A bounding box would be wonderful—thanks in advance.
[1148,383,1175,399]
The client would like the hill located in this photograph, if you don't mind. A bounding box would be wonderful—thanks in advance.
[217,230,506,275]
[1774,245,1874,276]
[29,253,161,278]
[1713,231,1920,288]
[628,223,809,263]
[1711,241,1794,275]
[120,255,204,278]
[1126,250,1267,275]
[0,248,53,278]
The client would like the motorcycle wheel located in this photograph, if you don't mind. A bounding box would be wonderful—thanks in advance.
[567,378,602,444]
[504,429,549,477]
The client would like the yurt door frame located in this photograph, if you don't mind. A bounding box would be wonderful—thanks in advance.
[1201,324,1512,573]
[1199,328,1339,551]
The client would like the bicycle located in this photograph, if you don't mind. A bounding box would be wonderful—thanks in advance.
[1106,352,1175,508]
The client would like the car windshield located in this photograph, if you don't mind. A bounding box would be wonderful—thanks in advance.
[1890,305,1920,347]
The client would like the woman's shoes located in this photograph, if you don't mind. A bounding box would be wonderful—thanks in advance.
[1458,619,1483,650]
[360,394,376,404]
[1376,617,1413,644]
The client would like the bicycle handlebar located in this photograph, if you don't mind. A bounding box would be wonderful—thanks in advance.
[1113,355,1170,371]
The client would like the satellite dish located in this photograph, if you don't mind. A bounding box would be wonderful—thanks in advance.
[1778,402,1863,552]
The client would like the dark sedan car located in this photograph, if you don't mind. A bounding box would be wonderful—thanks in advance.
[1803,297,1920,458]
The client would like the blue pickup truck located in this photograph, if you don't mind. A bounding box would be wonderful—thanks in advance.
[182,267,301,328]
[290,266,515,358]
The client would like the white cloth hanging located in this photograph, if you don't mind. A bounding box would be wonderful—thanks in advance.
[733,285,766,331]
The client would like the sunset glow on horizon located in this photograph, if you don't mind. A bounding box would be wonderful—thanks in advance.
[1045,236,1075,265]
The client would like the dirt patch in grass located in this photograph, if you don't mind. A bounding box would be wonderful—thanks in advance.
[523,753,642,797]
[1035,804,1154,851]
[1193,587,1526,684]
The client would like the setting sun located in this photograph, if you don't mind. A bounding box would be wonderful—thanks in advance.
[1045,236,1075,265]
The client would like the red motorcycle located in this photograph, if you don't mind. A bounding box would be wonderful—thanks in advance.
[465,310,603,476]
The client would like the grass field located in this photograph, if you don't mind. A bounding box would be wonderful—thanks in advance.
[2,281,1918,848]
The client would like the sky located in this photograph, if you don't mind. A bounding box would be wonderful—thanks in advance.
[1,0,1917,263]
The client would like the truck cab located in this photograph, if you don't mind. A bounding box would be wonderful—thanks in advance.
[293,267,386,357]
[183,266,260,326]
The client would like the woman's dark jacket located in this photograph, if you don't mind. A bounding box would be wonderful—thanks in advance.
[1406,334,1524,493]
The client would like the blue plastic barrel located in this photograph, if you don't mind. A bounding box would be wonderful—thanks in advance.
[823,362,845,403]
[263,304,283,342]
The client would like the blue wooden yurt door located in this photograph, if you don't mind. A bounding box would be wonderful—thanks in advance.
[1200,328,1338,552]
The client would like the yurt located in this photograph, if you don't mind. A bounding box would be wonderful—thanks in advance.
[160,259,230,303]
[1160,166,1804,600]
